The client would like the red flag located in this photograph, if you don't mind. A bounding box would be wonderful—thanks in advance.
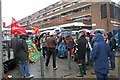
[11,17,28,35]
[32,26,40,34]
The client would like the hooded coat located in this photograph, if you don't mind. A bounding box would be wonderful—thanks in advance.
[90,34,111,74]
[58,42,67,55]
[16,34,28,63]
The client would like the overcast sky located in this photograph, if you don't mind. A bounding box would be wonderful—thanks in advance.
[1,0,119,26]
[1,0,60,26]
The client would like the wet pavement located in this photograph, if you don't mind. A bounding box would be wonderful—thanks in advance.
[6,51,120,79]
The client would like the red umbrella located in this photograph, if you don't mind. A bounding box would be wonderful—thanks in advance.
[82,29,90,33]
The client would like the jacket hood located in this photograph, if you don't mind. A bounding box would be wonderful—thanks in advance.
[93,33,104,42]
[20,34,27,40]
[107,32,113,39]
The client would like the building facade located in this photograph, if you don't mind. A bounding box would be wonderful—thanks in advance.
[7,0,120,32]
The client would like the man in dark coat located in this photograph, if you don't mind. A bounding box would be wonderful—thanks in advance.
[10,34,19,64]
[107,32,116,70]
[16,34,34,78]
[77,31,87,77]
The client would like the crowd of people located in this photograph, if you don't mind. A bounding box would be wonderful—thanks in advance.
[7,29,117,79]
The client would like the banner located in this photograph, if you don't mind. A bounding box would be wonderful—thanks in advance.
[26,40,42,63]
[32,26,40,34]
[11,17,28,35]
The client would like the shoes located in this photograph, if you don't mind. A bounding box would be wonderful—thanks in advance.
[8,75,12,78]
[85,62,89,65]
[45,65,48,68]
[83,72,86,75]
[21,76,24,78]
[26,75,34,78]
[109,68,115,70]
[91,72,95,75]
[77,74,84,77]
[53,67,58,70]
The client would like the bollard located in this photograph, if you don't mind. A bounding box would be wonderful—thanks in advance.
[40,55,44,76]
[67,50,71,69]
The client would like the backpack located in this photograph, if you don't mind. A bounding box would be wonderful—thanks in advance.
[16,39,24,52]
[110,37,116,49]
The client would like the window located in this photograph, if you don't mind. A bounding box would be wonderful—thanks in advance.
[51,15,60,19]
[101,4,107,19]
[118,7,120,20]
[63,3,71,8]
[43,13,47,16]
[72,2,77,5]
[77,0,85,3]
[115,6,119,20]
[110,3,120,20]
[73,9,79,13]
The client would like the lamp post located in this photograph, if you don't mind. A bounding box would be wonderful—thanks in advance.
[0,0,4,79]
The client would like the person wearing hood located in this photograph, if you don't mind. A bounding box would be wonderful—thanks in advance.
[90,33,111,80]
[16,34,34,78]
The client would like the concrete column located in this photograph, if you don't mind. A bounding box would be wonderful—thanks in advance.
[40,56,44,77]
[67,51,71,69]
[0,0,3,79]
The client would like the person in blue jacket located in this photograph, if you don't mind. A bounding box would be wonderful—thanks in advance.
[58,39,67,58]
[90,33,111,80]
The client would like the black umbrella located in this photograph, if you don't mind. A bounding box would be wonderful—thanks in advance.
[58,31,72,37]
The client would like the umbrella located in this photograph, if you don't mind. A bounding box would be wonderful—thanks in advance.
[82,29,90,33]
[58,31,72,37]
[90,29,107,34]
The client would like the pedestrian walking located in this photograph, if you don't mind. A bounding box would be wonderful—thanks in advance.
[58,39,67,58]
[41,34,47,58]
[16,34,34,78]
[55,36,60,54]
[34,35,39,50]
[85,32,92,65]
[45,33,58,70]
[77,31,87,77]
[107,32,116,70]
[66,36,75,58]
[10,34,19,65]
[90,32,103,75]
[6,41,11,59]
[90,33,111,80]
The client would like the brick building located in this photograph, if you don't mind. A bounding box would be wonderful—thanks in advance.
[7,0,120,32]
